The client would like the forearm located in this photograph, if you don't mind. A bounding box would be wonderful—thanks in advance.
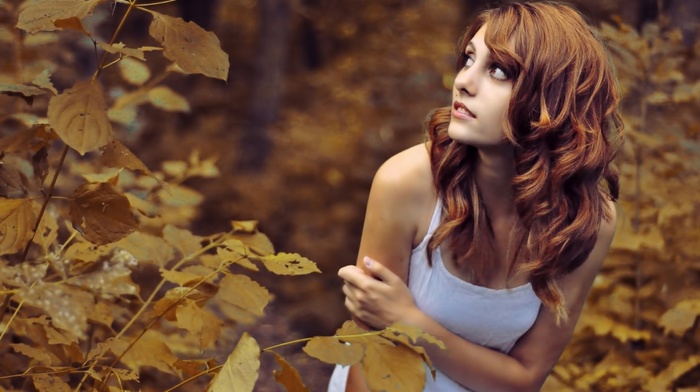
[405,308,540,392]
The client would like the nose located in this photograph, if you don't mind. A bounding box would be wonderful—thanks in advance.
[454,67,477,96]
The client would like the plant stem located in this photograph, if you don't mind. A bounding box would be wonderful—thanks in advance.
[136,0,176,7]
[93,0,137,82]
[163,365,222,392]
[21,145,70,262]
[262,331,383,352]
[0,297,25,343]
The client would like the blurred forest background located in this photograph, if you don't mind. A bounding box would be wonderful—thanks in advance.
[1,0,700,390]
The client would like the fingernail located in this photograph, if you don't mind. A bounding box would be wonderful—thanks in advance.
[364,257,373,267]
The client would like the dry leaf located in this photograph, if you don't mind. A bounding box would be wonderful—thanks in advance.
[147,86,190,112]
[85,337,130,363]
[120,330,180,376]
[157,183,203,207]
[32,374,71,392]
[31,209,58,253]
[0,81,47,97]
[10,343,55,365]
[162,224,202,257]
[116,231,174,266]
[17,0,106,34]
[17,282,93,339]
[302,336,364,366]
[53,17,89,36]
[362,343,426,392]
[70,182,138,245]
[659,299,700,336]
[47,80,112,155]
[0,198,35,256]
[148,12,229,81]
[217,274,272,317]
[160,268,204,286]
[208,332,260,392]
[0,163,32,198]
[100,140,151,175]
[0,124,56,153]
[175,299,223,349]
[98,42,146,61]
[257,252,321,275]
[217,246,259,271]
[271,352,309,392]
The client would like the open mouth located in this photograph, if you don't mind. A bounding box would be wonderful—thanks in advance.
[453,101,476,118]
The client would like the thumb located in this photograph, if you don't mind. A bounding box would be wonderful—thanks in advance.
[363,256,396,283]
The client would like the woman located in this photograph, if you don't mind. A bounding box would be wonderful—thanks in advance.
[329,1,623,391]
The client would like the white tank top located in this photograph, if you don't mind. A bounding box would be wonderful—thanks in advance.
[328,199,542,392]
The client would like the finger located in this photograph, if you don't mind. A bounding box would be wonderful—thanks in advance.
[338,265,366,283]
[362,256,399,284]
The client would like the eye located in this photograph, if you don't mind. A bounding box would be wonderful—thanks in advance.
[490,65,509,81]
[463,53,475,68]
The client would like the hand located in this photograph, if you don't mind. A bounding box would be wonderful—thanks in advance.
[338,256,418,330]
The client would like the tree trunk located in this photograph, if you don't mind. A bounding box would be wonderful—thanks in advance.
[237,0,292,171]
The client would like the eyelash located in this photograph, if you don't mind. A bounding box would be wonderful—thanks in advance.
[463,53,509,81]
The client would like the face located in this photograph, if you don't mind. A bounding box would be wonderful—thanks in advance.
[447,25,513,149]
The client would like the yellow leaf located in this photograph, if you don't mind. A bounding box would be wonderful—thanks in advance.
[85,337,130,363]
[69,182,138,245]
[118,57,151,86]
[230,231,275,257]
[147,86,190,112]
[217,274,272,317]
[157,183,203,207]
[162,224,203,257]
[208,332,260,392]
[647,356,700,392]
[362,342,426,392]
[11,343,55,365]
[148,12,229,81]
[175,299,222,349]
[100,140,151,175]
[0,124,56,153]
[47,80,112,155]
[217,246,258,271]
[257,252,321,275]
[302,336,364,366]
[32,374,71,392]
[17,282,93,339]
[17,0,105,34]
[31,69,57,95]
[271,352,309,392]
[385,323,446,349]
[98,42,146,61]
[0,198,35,256]
[160,267,204,286]
[659,299,700,336]
[115,232,173,266]
[67,256,139,298]
[0,81,47,97]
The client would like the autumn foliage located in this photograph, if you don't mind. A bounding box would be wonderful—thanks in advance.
[1,0,699,391]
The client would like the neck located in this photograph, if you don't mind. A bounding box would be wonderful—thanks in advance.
[475,146,517,222]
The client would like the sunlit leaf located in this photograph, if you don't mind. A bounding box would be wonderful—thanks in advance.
[120,330,180,376]
[257,252,321,275]
[160,268,204,286]
[302,336,363,366]
[17,0,106,34]
[31,69,57,95]
[118,57,151,85]
[98,42,148,61]
[157,183,204,207]
[69,182,138,245]
[208,332,260,392]
[659,299,700,336]
[0,198,35,256]
[147,86,190,112]
[0,81,47,97]
[32,211,58,254]
[148,11,229,81]
[47,80,112,155]
[163,224,203,257]
[271,352,309,392]
[362,342,426,392]
[217,274,272,317]
[646,356,700,392]
[85,337,130,363]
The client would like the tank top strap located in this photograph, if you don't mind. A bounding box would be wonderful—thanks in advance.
[427,197,443,234]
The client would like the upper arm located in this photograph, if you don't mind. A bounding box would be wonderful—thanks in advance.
[509,199,618,388]
[354,144,433,283]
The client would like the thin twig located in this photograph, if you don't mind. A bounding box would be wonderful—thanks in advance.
[163,365,223,392]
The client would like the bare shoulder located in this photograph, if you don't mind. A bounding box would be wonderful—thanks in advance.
[372,143,434,204]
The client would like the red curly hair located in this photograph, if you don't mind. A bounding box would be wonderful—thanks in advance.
[426,1,624,322]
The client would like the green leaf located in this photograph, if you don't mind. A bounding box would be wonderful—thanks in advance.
[208,333,260,392]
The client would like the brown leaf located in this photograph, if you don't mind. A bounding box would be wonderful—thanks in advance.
[302,336,364,366]
[32,146,49,184]
[647,356,700,392]
[216,274,272,317]
[69,182,138,245]
[86,337,130,363]
[153,287,214,321]
[257,252,321,276]
[47,80,112,155]
[0,124,57,153]
[271,352,309,392]
[0,198,35,256]
[63,240,113,263]
[148,12,229,81]
[175,299,223,349]
[10,343,55,365]
[100,140,151,175]
[53,17,90,36]
[98,42,147,61]
[208,332,260,392]
[0,163,32,198]
[120,330,180,376]
[32,374,71,392]
[17,0,106,34]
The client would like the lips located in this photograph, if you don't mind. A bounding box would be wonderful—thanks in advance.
[453,101,476,119]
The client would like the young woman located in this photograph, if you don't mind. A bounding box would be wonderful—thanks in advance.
[329,1,623,391]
